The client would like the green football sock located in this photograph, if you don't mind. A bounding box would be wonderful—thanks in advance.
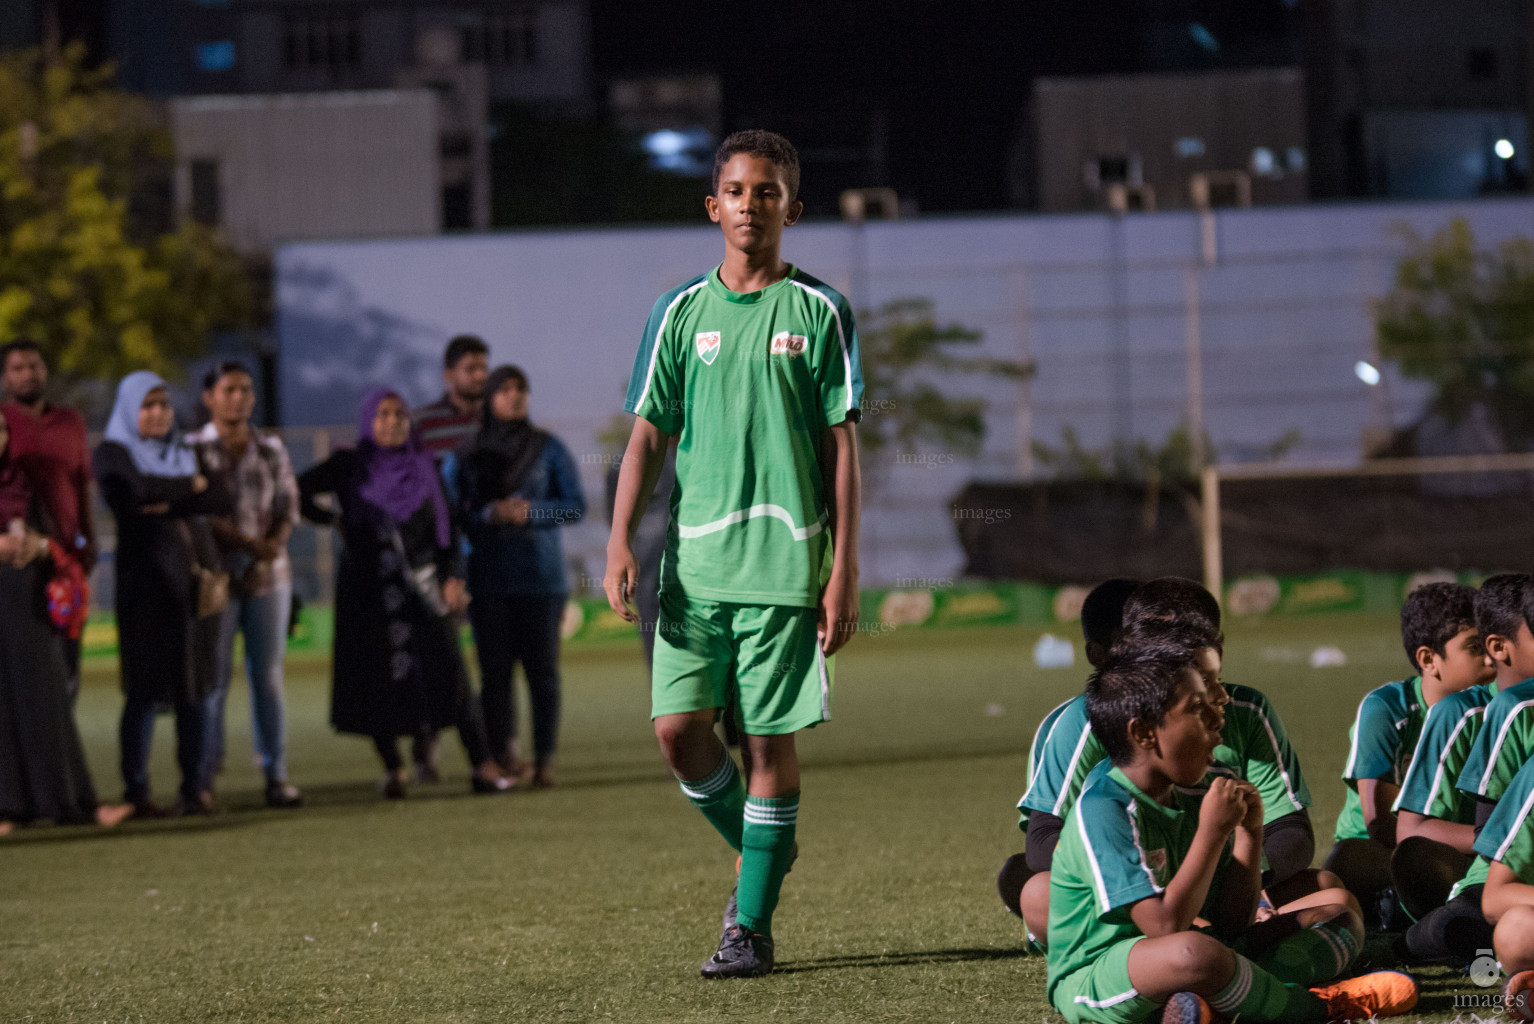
[1208,952,1327,1023]
[735,795,798,935]
[1254,919,1359,986]
[677,751,746,852]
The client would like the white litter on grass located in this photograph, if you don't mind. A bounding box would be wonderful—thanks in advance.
[985,703,1005,717]
[1260,647,1303,663]
[1310,646,1347,668]
[1033,634,1075,669]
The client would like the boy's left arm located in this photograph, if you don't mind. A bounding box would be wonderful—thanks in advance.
[1206,780,1264,937]
[818,418,860,656]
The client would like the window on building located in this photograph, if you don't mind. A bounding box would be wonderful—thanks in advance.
[461,10,538,66]
[195,40,236,72]
[1467,48,1498,81]
[443,182,472,230]
[284,17,361,71]
[190,159,221,227]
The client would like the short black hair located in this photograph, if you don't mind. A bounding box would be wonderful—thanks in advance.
[1113,615,1224,661]
[1087,639,1201,767]
[712,130,801,200]
[0,339,43,366]
[201,360,253,392]
[1123,577,1222,636]
[1401,581,1478,672]
[443,334,489,370]
[1081,578,1141,667]
[1475,574,1532,642]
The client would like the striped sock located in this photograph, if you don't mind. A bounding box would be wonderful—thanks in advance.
[1255,919,1359,986]
[677,751,746,852]
[1209,952,1327,1023]
[736,795,798,935]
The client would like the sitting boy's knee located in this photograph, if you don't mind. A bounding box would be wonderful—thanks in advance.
[1164,932,1230,988]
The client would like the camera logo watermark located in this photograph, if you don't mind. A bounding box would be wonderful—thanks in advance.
[1453,949,1528,1014]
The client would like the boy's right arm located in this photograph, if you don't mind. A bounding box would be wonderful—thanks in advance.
[1358,777,1401,847]
[604,417,671,621]
[1397,809,1474,853]
[1128,777,1247,937]
[1483,860,1534,924]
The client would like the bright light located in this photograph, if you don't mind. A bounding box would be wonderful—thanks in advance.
[642,130,690,158]
[1355,361,1381,386]
[1495,138,1516,160]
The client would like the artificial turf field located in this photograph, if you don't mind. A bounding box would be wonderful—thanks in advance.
[0,613,1487,1022]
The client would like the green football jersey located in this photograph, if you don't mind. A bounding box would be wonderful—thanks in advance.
[1047,760,1234,1005]
[1394,682,1494,823]
[625,265,863,607]
[1213,683,1312,824]
[1335,678,1425,842]
[1456,676,1534,803]
[1454,754,1534,899]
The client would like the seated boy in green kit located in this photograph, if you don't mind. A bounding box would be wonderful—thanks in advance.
[1460,755,1534,1016]
[1047,636,1418,1024]
[1326,582,1491,922]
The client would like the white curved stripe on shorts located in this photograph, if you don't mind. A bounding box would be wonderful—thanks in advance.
[677,504,825,541]
[1074,987,1141,1009]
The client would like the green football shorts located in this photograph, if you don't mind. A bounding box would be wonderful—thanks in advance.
[1052,937,1160,1024]
[650,590,832,735]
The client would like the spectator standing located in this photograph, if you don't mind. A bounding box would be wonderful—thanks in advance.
[298,389,511,798]
[0,410,130,832]
[446,365,585,787]
[409,334,490,780]
[192,362,303,809]
[0,340,97,699]
[94,372,233,817]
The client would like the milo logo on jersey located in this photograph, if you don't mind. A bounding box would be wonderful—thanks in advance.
[695,331,721,365]
[770,331,807,357]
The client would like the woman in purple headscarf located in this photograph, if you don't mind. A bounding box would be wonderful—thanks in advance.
[298,389,511,797]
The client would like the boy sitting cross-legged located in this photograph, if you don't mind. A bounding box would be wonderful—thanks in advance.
[1325,582,1491,924]
[1459,755,1534,1015]
[1047,637,1418,1024]
[1394,575,1524,964]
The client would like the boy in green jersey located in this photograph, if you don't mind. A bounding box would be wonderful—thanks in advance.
[1393,576,1523,961]
[1325,583,1491,921]
[1461,756,1534,1013]
[1048,636,1416,1024]
[605,131,863,979]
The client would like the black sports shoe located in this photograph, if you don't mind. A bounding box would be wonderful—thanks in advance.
[700,923,773,979]
[721,887,739,939]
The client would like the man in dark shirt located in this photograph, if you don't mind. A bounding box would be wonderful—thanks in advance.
[1,340,97,699]
[409,334,490,779]
[414,335,490,456]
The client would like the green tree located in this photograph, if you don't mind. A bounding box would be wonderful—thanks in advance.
[0,45,251,392]
[857,298,1032,461]
[1375,218,1534,447]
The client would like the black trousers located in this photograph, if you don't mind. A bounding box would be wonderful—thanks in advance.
[470,592,565,766]
[374,696,491,772]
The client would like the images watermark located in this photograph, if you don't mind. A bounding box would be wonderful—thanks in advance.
[1451,950,1527,1014]
[893,451,955,469]
[951,505,1013,524]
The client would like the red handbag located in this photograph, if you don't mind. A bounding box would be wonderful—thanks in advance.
[45,539,90,640]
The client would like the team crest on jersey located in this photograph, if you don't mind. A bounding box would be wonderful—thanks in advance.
[695,331,721,365]
[770,331,808,357]
[1145,847,1169,885]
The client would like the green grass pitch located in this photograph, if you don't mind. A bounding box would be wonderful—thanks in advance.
[0,614,1482,1021]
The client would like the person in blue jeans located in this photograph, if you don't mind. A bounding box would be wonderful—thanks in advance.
[192,362,303,809]
[445,365,585,788]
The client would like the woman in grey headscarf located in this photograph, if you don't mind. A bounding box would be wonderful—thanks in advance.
[93,371,232,816]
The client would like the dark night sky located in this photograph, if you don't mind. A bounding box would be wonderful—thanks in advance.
[590,0,1302,213]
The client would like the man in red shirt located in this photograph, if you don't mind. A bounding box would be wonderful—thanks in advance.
[413,335,490,456]
[1,340,97,697]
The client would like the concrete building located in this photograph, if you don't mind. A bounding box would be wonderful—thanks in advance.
[108,0,590,110]
[1303,0,1531,198]
[1028,69,1309,213]
[170,90,442,253]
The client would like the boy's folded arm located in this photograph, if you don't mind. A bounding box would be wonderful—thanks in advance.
[1358,777,1400,847]
[1396,808,1476,854]
[1127,827,1229,937]
[1205,827,1263,936]
[1482,860,1534,924]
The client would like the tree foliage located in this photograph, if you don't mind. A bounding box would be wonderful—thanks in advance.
[0,46,251,393]
[856,298,1032,459]
[1376,218,1534,446]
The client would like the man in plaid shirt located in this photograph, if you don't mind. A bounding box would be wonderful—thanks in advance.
[193,362,304,809]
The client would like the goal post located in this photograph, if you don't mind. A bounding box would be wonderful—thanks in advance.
[1201,452,1534,604]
